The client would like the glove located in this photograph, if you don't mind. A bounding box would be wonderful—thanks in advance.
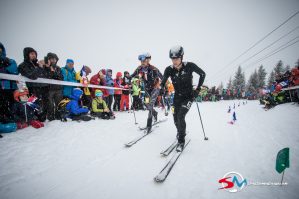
[0,57,10,67]
[30,120,44,128]
[193,87,201,99]
[160,87,165,95]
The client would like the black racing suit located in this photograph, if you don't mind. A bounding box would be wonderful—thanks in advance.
[161,62,206,143]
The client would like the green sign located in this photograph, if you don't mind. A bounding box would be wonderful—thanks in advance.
[276,148,290,174]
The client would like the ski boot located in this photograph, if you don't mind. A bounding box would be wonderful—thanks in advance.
[176,133,186,152]
[176,141,185,152]
[146,117,153,134]
[153,111,158,123]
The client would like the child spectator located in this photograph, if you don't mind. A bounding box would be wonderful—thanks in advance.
[12,84,44,129]
[120,71,131,111]
[113,72,123,111]
[66,88,91,121]
[132,77,142,110]
[76,65,92,108]
[91,90,115,119]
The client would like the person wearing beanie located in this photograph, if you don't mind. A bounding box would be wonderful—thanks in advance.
[113,72,123,111]
[42,52,64,121]
[76,65,92,108]
[61,59,77,98]
[18,47,50,122]
[91,90,115,119]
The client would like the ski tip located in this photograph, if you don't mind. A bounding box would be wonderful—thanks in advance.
[124,144,132,148]
[154,176,165,183]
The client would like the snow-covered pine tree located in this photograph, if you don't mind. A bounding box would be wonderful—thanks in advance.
[257,65,267,88]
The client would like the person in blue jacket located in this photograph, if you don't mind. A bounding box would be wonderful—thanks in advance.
[0,42,19,123]
[61,59,77,98]
[105,69,114,112]
[66,88,91,121]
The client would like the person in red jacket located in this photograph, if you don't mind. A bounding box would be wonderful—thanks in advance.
[113,72,123,111]
[90,70,107,98]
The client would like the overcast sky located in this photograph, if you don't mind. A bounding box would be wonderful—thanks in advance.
[1,0,298,87]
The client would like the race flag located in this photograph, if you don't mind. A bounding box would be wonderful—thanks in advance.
[276,147,290,174]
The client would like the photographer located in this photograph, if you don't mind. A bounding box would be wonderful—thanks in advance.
[0,42,19,123]
[18,47,49,122]
[43,53,63,121]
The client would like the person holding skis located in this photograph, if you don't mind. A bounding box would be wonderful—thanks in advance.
[161,45,206,152]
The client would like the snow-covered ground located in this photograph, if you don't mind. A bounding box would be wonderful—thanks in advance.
[0,100,298,199]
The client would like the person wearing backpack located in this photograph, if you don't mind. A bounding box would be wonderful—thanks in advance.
[66,88,91,121]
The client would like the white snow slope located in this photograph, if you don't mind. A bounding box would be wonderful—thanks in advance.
[0,100,298,199]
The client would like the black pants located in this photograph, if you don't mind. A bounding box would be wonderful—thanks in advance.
[29,86,49,122]
[113,94,121,111]
[105,95,113,112]
[173,96,193,143]
[82,94,92,109]
[132,95,143,110]
[91,112,111,120]
[71,113,92,121]
[48,89,63,120]
[0,89,15,122]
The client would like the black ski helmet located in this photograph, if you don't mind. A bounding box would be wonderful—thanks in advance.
[169,45,184,59]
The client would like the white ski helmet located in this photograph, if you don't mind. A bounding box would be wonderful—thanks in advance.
[169,45,184,59]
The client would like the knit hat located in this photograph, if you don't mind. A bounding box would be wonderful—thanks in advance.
[66,59,74,64]
[95,90,103,97]
[116,72,122,78]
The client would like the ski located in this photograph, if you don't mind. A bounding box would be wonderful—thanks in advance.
[138,118,168,131]
[154,139,191,183]
[124,129,153,147]
[160,140,178,157]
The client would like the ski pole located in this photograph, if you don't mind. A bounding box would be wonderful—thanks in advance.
[161,95,168,116]
[129,90,138,125]
[195,102,208,140]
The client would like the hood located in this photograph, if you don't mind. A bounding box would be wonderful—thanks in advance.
[0,42,6,58]
[23,47,37,61]
[64,65,75,72]
[70,88,83,100]
[116,72,122,78]
[80,65,91,76]
[132,77,140,83]
[47,52,59,61]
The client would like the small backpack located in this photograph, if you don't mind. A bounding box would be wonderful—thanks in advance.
[57,98,71,122]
